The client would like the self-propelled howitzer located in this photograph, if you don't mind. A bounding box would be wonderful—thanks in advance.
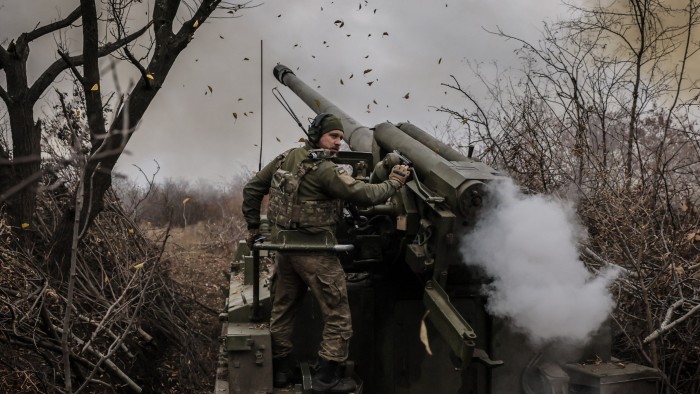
[215,65,661,394]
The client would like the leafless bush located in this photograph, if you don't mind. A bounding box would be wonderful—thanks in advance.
[438,1,700,391]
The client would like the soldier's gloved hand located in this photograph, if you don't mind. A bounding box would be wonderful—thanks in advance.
[246,229,259,250]
[389,164,411,185]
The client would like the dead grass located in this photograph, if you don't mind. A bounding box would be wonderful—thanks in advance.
[144,221,242,393]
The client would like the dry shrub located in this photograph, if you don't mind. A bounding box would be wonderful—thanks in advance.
[0,184,214,393]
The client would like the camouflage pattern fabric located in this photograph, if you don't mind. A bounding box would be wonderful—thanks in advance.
[242,143,401,233]
[269,252,352,362]
[242,142,404,364]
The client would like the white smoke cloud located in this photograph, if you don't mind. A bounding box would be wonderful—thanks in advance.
[460,178,619,345]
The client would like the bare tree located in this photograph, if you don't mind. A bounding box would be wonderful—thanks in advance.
[0,0,252,265]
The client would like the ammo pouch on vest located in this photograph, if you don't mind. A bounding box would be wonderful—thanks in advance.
[267,159,343,229]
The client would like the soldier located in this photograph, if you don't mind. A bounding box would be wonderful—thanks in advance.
[242,113,410,393]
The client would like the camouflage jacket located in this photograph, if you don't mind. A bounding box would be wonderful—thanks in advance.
[242,144,401,236]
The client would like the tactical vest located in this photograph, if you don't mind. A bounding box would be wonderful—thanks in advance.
[267,149,343,229]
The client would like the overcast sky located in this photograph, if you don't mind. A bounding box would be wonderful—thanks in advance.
[1,0,565,185]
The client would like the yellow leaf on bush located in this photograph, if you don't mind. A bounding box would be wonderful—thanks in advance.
[193,20,199,28]
[146,73,154,80]
[128,228,135,234]
[90,84,99,91]
[21,223,30,229]
[104,275,110,283]
[182,197,191,205]
[133,262,145,270]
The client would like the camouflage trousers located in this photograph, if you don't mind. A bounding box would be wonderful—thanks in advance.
[269,252,353,362]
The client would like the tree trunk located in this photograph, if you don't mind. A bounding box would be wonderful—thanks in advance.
[50,0,222,271]
[3,38,42,248]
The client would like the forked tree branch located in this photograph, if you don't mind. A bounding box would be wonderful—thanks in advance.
[29,21,152,103]
[22,6,82,43]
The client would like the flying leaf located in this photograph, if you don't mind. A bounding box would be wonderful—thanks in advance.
[374,9,377,13]
[364,55,369,58]
[21,223,29,229]
[219,35,224,39]
[359,3,362,10]
[193,20,199,28]
[373,99,377,104]
[438,57,442,64]
[237,98,244,101]
[232,112,238,120]
[368,33,371,37]
[146,73,154,80]
[334,20,345,28]
[294,44,299,47]
[403,92,410,99]
[278,14,281,17]
[346,34,351,37]
[340,79,344,85]
[314,99,321,108]
[90,84,99,91]
[182,197,191,205]
[349,73,354,79]
[367,81,373,86]
[208,85,213,94]
[133,262,145,270]
[363,69,372,75]
[323,41,327,44]
[243,57,250,61]
[382,32,389,37]
[276,137,281,142]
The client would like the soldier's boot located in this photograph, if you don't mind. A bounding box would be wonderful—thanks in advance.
[311,358,357,393]
[273,355,292,388]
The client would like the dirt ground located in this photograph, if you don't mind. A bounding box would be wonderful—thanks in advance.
[149,222,240,393]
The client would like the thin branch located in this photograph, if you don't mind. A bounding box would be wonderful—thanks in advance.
[122,47,152,88]
[57,50,86,85]
[29,21,152,103]
[22,6,82,43]
[644,300,700,343]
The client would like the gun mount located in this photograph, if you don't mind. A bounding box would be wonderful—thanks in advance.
[215,65,661,394]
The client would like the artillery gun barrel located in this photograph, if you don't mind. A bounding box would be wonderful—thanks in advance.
[274,64,503,219]
[274,64,374,152]
[397,122,469,162]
